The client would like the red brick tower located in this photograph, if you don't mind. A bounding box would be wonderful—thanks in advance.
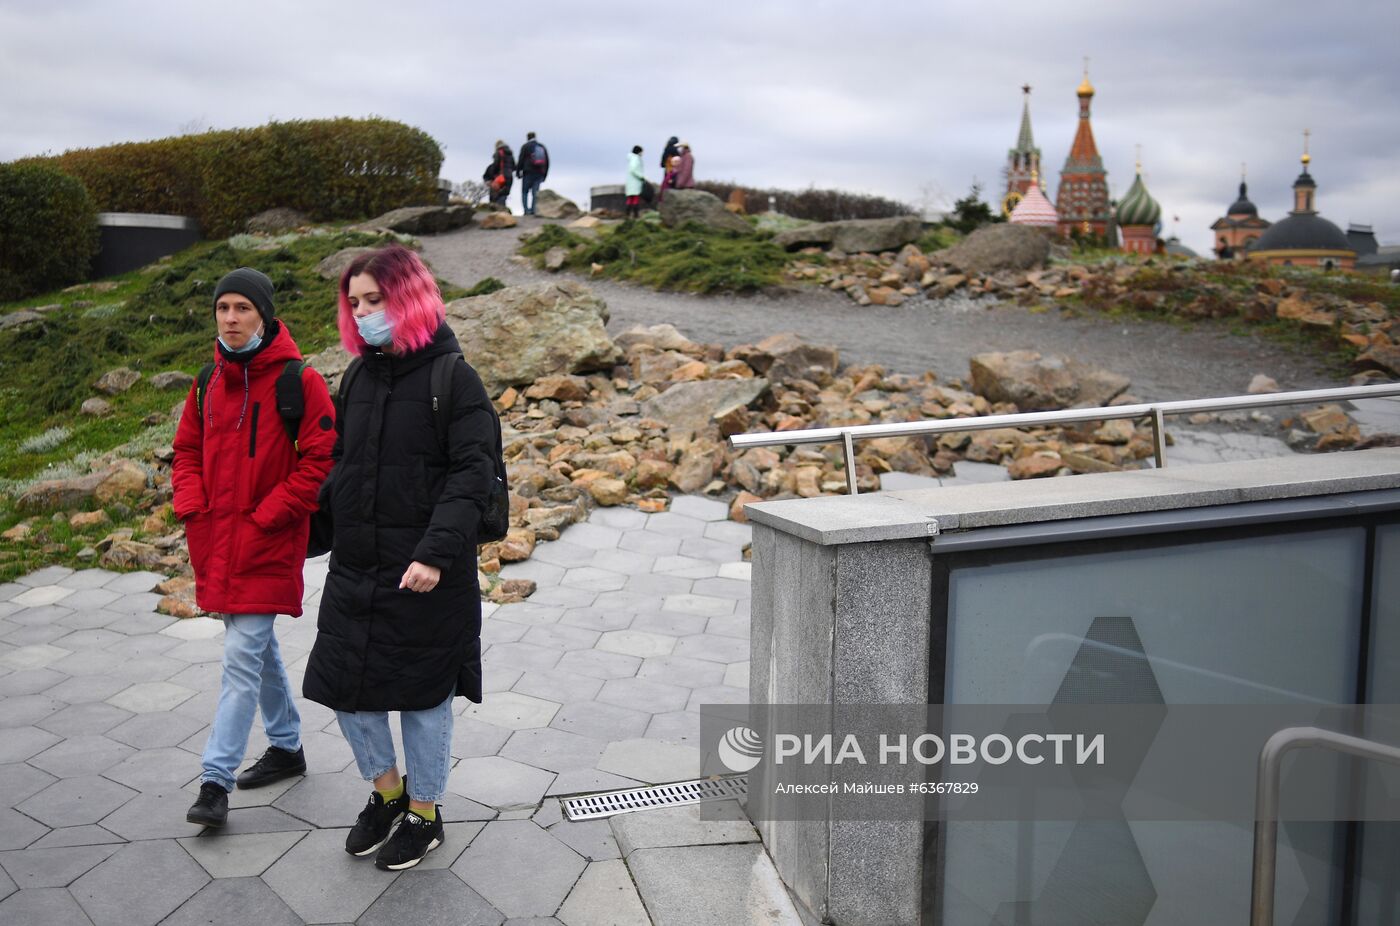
[1055,64,1112,240]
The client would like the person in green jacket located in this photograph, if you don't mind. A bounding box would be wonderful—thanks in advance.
[625,145,645,219]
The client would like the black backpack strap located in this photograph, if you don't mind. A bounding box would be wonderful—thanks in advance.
[429,352,462,452]
[275,360,306,453]
[336,357,364,418]
[195,362,215,423]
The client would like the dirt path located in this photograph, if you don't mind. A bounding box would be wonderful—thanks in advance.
[419,219,1345,403]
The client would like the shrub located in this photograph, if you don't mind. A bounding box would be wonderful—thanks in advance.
[464,277,506,296]
[19,118,443,237]
[18,427,71,455]
[0,163,99,300]
[693,181,914,222]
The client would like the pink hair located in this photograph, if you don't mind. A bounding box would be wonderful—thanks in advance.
[337,244,445,357]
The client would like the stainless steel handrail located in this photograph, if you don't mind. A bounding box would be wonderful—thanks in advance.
[1249,726,1400,926]
[727,383,1400,495]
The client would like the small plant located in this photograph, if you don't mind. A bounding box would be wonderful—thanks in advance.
[18,427,71,455]
[0,163,100,301]
[464,277,506,297]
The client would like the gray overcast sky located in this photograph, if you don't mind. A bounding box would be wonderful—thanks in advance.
[3,0,1396,257]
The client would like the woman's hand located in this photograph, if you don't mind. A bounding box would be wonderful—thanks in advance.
[400,561,441,593]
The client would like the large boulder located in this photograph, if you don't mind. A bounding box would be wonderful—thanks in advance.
[357,205,474,235]
[245,208,311,234]
[969,351,1130,411]
[304,344,354,393]
[639,378,770,434]
[316,246,379,281]
[658,190,752,234]
[535,190,582,220]
[753,332,839,385]
[444,281,622,393]
[933,224,1051,274]
[772,215,922,254]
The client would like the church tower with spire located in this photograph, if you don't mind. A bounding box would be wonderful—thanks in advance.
[1002,85,1042,216]
[1055,62,1113,240]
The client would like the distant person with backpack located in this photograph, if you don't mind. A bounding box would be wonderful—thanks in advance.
[483,140,514,207]
[304,244,503,871]
[174,267,336,829]
[515,131,549,216]
[660,136,680,172]
[672,141,695,189]
[625,145,646,219]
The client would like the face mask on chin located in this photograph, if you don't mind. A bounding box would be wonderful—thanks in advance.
[355,310,395,347]
[218,324,264,354]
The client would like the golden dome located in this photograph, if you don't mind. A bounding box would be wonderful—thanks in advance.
[1077,75,1095,96]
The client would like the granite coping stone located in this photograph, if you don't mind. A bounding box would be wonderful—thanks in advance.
[745,447,1400,545]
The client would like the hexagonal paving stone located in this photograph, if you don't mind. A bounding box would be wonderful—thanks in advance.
[0,886,92,924]
[52,588,122,612]
[0,668,65,697]
[557,858,648,925]
[668,496,730,522]
[360,868,504,926]
[498,560,566,587]
[672,634,749,665]
[619,529,681,556]
[484,642,565,673]
[162,876,303,926]
[53,607,127,632]
[637,656,726,689]
[703,520,753,545]
[686,685,749,712]
[545,818,620,863]
[481,620,530,645]
[158,616,224,640]
[560,567,627,593]
[0,762,57,808]
[106,681,197,714]
[38,702,133,738]
[596,739,701,784]
[262,827,401,923]
[643,512,707,538]
[529,540,596,568]
[596,631,677,659]
[490,603,566,627]
[19,776,136,828]
[690,576,752,600]
[559,607,633,633]
[11,586,75,609]
[679,536,745,563]
[723,662,750,689]
[717,561,752,581]
[587,548,656,577]
[0,807,48,851]
[447,755,556,809]
[511,669,604,705]
[500,728,609,774]
[175,831,307,879]
[597,677,693,714]
[550,702,650,742]
[523,586,598,609]
[482,665,524,695]
[662,594,734,619]
[2,624,68,647]
[450,715,515,760]
[70,839,210,924]
[629,609,709,637]
[705,613,750,639]
[0,643,72,671]
[45,675,131,705]
[651,556,720,579]
[555,523,623,551]
[272,772,376,828]
[0,726,61,765]
[29,735,134,779]
[622,573,695,596]
[586,507,648,531]
[103,592,166,616]
[521,624,600,652]
[453,820,586,919]
[0,844,119,889]
[103,747,199,793]
[106,711,207,750]
[51,627,129,654]
[18,566,76,587]
[545,769,644,800]
[462,692,560,730]
[0,694,64,729]
[554,650,641,681]
[645,710,702,744]
[100,571,166,595]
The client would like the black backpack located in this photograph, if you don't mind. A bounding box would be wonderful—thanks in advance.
[196,360,307,453]
[338,352,510,544]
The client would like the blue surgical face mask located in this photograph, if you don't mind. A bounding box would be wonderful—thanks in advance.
[355,310,395,347]
[218,324,264,354]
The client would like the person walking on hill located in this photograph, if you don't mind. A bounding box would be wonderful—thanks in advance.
[515,131,549,216]
[625,145,646,220]
[305,244,500,871]
[672,141,695,190]
[174,268,336,828]
[483,140,514,207]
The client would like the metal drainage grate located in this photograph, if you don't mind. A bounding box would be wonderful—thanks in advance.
[561,775,748,821]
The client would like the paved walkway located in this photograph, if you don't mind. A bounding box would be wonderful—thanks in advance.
[0,496,805,926]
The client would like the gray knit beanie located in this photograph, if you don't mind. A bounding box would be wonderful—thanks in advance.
[213,268,276,327]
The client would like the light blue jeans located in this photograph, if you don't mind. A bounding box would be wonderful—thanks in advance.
[201,613,301,792]
[335,691,454,803]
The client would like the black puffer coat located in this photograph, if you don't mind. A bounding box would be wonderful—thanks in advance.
[304,324,496,711]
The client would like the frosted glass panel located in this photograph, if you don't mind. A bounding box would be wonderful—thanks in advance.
[1357,523,1400,923]
[940,527,1365,926]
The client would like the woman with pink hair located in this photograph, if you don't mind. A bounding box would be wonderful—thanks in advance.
[304,243,499,870]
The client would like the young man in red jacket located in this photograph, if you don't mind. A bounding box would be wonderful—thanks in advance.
[172,268,336,827]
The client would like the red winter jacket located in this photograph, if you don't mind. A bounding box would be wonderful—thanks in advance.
[172,321,335,616]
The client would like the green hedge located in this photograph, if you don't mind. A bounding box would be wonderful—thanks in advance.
[19,118,443,238]
[0,163,99,301]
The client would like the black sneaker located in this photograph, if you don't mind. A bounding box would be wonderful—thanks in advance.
[345,787,408,857]
[186,781,229,827]
[236,745,307,789]
[374,808,444,871]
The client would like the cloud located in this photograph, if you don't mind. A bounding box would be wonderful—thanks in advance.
[1,0,1395,255]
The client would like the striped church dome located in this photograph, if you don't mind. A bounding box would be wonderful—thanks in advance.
[1009,176,1059,228]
